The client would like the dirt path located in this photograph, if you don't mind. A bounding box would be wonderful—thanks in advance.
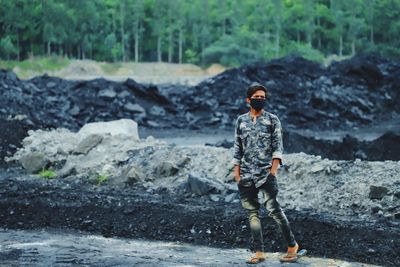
[0,228,380,267]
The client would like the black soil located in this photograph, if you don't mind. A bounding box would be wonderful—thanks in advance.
[0,173,398,267]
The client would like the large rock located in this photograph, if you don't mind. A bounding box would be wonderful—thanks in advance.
[78,119,139,140]
[73,134,103,155]
[155,161,179,177]
[20,152,49,173]
[187,172,225,196]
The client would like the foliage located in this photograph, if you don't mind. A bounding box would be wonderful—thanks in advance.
[38,169,57,179]
[95,173,109,186]
[0,0,399,66]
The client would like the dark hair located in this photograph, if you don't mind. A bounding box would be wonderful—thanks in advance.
[246,82,268,98]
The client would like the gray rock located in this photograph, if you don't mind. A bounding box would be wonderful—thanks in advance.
[57,163,77,178]
[369,185,389,200]
[209,194,220,202]
[147,121,160,127]
[124,103,146,114]
[155,161,179,177]
[73,134,103,155]
[46,82,57,88]
[122,165,145,185]
[98,88,117,99]
[20,152,49,173]
[224,193,238,203]
[149,106,166,116]
[394,191,400,198]
[69,105,80,116]
[78,119,139,140]
[187,172,224,196]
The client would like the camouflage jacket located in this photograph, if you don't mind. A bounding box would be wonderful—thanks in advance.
[232,110,283,188]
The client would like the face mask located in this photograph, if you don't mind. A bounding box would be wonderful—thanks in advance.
[250,98,265,111]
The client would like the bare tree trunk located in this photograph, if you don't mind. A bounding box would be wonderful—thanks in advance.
[168,31,173,63]
[351,39,356,55]
[47,42,51,56]
[317,16,321,49]
[120,3,126,62]
[16,32,20,61]
[178,29,183,64]
[157,36,162,62]
[135,31,139,62]
[370,25,374,45]
[339,35,343,57]
[275,28,280,57]
[82,44,85,59]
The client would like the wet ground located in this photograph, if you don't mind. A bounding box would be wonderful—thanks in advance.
[0,228,381,267]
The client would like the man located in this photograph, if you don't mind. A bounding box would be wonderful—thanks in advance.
[232,82,299,264]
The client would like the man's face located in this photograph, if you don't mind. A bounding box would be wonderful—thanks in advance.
[246,90,266,104]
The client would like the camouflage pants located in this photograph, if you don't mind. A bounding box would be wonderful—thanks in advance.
[238,175,296,252]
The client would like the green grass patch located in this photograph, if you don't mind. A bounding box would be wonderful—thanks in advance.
[39,169,57,179]
[95,173,109,185]
[0,56,70,72]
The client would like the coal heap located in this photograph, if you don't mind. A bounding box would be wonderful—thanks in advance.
[182,54,400,130]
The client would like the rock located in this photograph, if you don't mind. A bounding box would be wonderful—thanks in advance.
[310,164,325,173]
[57,163,77,178]
[73,134,103,155]
[395,191,400,199]
[122,165,145,185]
[98,88,117,99]
[20,152,49,173]
[187,172,224,196]
[224,193,238,203]
[155,161,179,177]
[369,185,389,200]
[124,103,146,114]
[78,119,139,140]
[209,194,220,202]
[149,106,166,116]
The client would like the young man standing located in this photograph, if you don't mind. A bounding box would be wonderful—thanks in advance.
[232,82,299,264]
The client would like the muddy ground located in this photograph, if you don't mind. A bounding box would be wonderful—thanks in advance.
[0,169,398,267]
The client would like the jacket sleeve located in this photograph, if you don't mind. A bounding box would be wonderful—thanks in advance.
[232,117,243,165]
[271,115,283,165]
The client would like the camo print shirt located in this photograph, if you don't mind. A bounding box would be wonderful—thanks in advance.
[232,110,283,188]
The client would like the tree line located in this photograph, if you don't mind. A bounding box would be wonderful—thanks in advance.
[0,0,399,66]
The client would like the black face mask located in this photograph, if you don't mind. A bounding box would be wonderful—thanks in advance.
[250,98,266,111]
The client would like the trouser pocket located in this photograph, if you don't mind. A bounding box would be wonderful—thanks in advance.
[261,174,278,197]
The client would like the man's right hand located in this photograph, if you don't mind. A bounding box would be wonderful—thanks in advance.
[234,165,240,184]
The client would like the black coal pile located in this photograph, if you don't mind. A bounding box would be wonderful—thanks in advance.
[181,54,400,130]
[1,54,400,162]
[0,70,177,130]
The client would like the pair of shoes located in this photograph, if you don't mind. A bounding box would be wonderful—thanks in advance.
[246,251,266,264]
[279,243,299,263]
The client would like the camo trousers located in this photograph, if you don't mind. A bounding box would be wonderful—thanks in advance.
[238,176,296,252]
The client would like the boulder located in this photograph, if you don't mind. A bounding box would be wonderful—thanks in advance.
[78,119,139,140]
[187,172,225,196]
[155,161,179,177]
[73,134,103,155]
[124,103,146,114]
[20,152,49,173]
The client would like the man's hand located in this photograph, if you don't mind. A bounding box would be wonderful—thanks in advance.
[270,158,280,176]
[234,165,240,183]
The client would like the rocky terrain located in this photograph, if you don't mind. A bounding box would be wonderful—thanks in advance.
[1,54,400,266]
[1,54,400,163]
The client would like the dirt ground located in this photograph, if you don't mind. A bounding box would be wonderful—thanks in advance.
[0,170,398,267]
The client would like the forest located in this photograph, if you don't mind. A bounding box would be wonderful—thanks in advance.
[1,0,399,66]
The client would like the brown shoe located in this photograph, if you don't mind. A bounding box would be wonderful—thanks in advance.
[280,243,299,263]
[246,251,266,264]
